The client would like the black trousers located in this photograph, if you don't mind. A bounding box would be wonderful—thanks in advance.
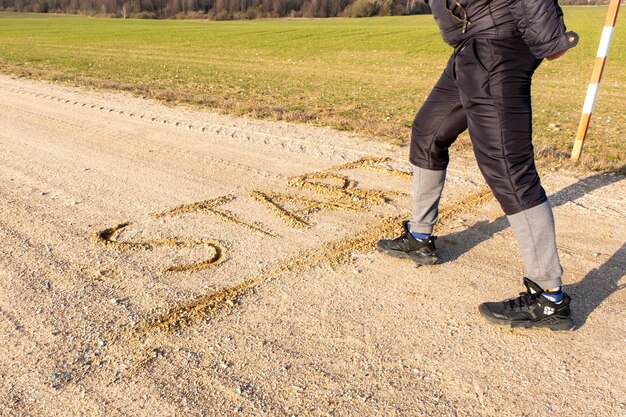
[409,37,547,216]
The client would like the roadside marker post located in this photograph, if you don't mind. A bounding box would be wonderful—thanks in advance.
[571,0,621,162]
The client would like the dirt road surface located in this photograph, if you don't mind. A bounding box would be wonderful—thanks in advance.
[0,74,624,417]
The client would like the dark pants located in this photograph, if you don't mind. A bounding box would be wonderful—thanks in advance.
[409,37,546,216]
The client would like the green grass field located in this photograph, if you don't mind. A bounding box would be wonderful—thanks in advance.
[0,9,624,172]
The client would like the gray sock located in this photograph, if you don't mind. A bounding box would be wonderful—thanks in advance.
[507,201,563,290]
[410,166,446,235]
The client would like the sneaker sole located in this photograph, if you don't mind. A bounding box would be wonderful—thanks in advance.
[376,247,441,266]
[478,304,575,331]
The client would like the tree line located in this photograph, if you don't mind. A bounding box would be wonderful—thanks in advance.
[0,0,609,20]
[0,0,431,18]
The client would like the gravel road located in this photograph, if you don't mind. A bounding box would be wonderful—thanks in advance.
[0,75,624,417]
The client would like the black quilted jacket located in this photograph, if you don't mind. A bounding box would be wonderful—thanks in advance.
[428,0,579,59]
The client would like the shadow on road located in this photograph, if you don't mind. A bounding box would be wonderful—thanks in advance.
[565,243,626,328]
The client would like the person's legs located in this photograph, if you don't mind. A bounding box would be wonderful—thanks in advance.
[409,54,467,235]
[454,38,572,330]
[377,54,467,264]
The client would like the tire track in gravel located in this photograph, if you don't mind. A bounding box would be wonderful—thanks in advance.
[0,80,381,163]
[0,102,288,184]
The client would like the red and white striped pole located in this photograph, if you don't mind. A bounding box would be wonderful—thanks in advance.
[571,0,621,162]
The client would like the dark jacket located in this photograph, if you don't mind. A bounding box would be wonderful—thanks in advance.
[428,0,579,59]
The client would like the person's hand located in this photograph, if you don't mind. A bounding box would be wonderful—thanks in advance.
[546,50,567,61]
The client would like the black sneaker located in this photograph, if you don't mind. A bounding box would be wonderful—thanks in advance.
[479,278,575,331]
[376,220,440,265]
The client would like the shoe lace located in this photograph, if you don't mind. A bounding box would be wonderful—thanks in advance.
[506,291,538,311]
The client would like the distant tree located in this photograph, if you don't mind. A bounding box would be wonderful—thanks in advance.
[121,0,129,16]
